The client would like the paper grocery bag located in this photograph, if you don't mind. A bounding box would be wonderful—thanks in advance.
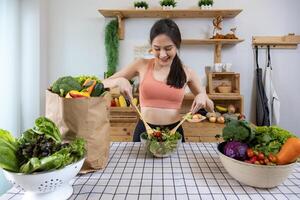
[45,90,111,173]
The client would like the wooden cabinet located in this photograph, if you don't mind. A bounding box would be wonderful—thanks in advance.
[109,107,137,142]
[183,121,224,142]
[108,93,239,142]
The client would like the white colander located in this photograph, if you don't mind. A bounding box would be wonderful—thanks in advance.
[3,158,84,200]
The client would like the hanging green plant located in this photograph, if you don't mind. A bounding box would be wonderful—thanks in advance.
[104,19,119,78]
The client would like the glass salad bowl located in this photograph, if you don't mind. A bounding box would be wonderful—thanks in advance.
[217,142,296,188]
[140,131,182,158]
[2,158,84,200]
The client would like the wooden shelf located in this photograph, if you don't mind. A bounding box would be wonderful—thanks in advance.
[182,39,244,63]
[183,93,244,114]
[182,39,244,45]
[184,92,243,100]
[252,34,300,49]
[99,8,242,40]
[99,9,242,19]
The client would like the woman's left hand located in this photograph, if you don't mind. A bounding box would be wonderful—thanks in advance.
[190,93,214,114]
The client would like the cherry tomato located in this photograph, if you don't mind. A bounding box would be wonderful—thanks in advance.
[258,153,265,160]
[247,148,254,158]
[250,155,258,163]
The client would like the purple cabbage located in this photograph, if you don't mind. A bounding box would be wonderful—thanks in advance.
[223,141,248,161]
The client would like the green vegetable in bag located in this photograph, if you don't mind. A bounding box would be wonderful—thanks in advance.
[91,82,104,97]
[51,76,82,97]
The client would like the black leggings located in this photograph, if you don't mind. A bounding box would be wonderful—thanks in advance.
[133,120,185,142]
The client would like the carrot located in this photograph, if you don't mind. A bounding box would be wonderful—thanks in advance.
[82,79,97,95]
[276,137,300,165]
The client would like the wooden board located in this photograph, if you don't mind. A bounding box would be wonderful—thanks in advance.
[182,39,244,45]
[99,9,242,18]
[110,123,136,135]
[182,121,224,137]
[252,34,300,49]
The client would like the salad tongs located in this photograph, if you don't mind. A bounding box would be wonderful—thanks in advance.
[129,97,154,136]
[170,112,192,135]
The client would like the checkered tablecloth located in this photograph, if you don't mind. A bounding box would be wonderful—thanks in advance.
[2,142,300,200]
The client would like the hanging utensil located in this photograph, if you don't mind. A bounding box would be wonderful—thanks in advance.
[264,46,280,125]
[255,46,270,126]
[129,97,154,135]
[170,112,191,135]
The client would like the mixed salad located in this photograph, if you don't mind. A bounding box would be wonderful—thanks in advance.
[0,117,85,174]
[220,118,300,165]
[141,128,181,156]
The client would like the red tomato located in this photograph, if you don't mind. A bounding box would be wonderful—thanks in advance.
[250,155,258,163]
[258,153,265,160]
[247,148,254,158]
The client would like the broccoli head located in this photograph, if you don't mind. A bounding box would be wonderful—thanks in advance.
[51,76,82,97]
[222,118,255,143]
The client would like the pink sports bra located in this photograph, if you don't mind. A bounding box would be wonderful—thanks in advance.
[139,59,185,109]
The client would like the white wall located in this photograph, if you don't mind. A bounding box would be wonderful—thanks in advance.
[32,0,300,135]
[44,0,300,135]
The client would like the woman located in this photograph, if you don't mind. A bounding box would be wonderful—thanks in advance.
[102,19,214,142]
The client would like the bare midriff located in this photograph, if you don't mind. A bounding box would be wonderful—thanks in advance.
[140,107,181,125]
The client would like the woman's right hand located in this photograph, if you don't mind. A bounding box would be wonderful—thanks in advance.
[117,77,133,99]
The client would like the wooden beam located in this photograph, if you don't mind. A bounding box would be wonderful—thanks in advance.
[252,34,300,49]
[182,39,244,45]
[214,43,222,63]
[116,14,124,40]
[99,9,243,19]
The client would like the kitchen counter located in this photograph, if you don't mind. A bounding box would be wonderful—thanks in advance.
[3,142,300,200]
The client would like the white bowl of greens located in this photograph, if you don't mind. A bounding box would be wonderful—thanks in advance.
[2,158,84,200]
[0,117,86,200]
[217,118,297,188]
[140,128,181,158]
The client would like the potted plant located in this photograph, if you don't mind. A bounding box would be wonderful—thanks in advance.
[134,1,149,10]
[198,0,213,9]
[159,0,177,10]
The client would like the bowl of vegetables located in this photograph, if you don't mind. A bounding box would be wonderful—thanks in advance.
[217,119,300,188]
[0,117,86,200]
[140,128,182,158]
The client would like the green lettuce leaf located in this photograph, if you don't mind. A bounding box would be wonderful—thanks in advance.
[32,117,61,142]
[0,129,18,172]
